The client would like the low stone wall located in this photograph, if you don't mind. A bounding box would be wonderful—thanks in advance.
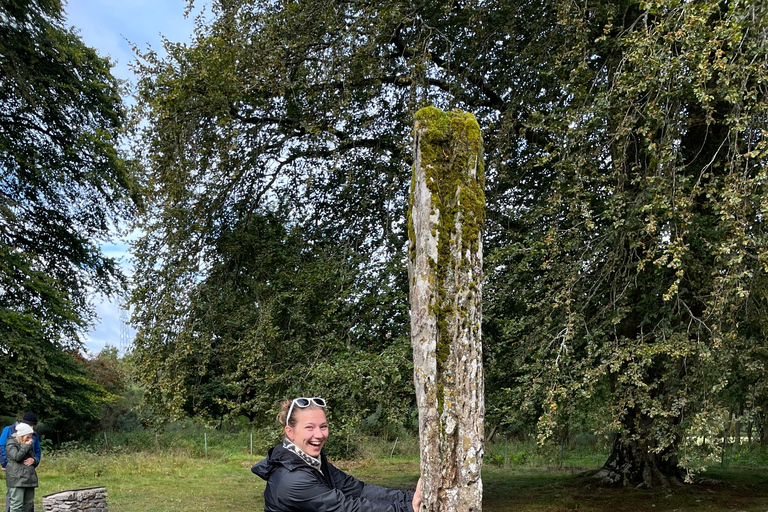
[43,487,108,512]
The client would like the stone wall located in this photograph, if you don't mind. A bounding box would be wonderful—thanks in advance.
[43,487,108,512]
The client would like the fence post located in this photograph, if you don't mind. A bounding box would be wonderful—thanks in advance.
[205,432,208,459]
[390,437,399,459]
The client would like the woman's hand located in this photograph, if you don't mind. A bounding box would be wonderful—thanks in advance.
[412,477,422,511]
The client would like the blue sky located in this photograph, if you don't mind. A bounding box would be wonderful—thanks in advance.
[65,0,202,354]
[66,0,201,84]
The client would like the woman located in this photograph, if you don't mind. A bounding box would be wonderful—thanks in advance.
[252,397,422,512]
[5,422,38,512]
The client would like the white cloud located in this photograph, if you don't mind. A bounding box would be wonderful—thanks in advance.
[65,0,202,82]
[83,295,134,356]
[101,241,131,266]
[65,0,202,354]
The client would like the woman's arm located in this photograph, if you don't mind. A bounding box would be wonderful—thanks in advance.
[5,440,33,463]
[329,462,416,508]
[280,468,414,512]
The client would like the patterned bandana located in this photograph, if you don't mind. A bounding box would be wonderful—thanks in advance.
[283,437,323,474]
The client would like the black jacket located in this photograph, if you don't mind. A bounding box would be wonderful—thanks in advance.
[252,444,414,512]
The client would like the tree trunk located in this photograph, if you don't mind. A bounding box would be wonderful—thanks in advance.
[486,421,500,444]
[721,409,734,467]
[592,433,684,488]
[409,107,485,512]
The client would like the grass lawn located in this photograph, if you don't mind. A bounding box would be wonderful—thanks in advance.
[20,452,768,512]
[35,453,264,512]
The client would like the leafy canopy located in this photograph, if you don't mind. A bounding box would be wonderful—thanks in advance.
[0,0,139,420]
[131,0,768,479]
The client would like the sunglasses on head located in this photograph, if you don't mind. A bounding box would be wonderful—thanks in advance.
[287,397,326,424]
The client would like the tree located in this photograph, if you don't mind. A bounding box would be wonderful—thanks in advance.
[130,0,422,425]
[131,208,414,425]
[83,345,128,396]
[129,0,558,427]
[81,346,143,432]
[0,0,139,419]
[130,0,768,485]
[409,107,484,511]
[486,0,768,485]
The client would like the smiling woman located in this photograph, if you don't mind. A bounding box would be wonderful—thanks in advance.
[252,398,421,512]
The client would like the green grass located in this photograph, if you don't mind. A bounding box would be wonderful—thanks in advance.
[14,450,767,512]
[33,452,262,512]
[12,430,768,511]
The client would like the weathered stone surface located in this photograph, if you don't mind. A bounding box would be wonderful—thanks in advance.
[409,107,485,512]
[43,487,108,512]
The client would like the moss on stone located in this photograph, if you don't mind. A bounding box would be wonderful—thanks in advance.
[411,106,485,416]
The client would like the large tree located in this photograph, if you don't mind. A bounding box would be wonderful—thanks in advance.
[0,0,139,419]
[486,0,768,485]
[131,0,768,483]
[130,0,424,425]
[129,0,559,426]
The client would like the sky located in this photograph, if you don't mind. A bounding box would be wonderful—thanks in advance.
[64,0,203,355]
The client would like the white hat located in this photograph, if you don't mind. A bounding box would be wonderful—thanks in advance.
[15,423,34,437]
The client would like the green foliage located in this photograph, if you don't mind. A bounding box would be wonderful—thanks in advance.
[131,209,414,425]
[128,0,517,430]
[127,0,570,428]
[0,0,139,421]
[80,346,145,433]
[129,0,768,480]
[485,0,768,478]
[130,0,420,422]
[83,346,128,396]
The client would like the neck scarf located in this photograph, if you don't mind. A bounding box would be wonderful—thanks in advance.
[283,437,323,474]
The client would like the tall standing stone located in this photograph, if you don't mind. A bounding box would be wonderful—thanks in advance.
[408,107,485,512]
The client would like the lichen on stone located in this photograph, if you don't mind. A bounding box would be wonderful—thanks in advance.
[410,106,485,415]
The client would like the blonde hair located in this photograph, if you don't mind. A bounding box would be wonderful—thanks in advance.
[12,423,33,439]
[277,398,326,428]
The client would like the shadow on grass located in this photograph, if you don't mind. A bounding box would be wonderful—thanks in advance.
[481,466,768,512]
[366,461,768,512]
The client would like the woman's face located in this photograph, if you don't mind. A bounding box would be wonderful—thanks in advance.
[285,407,328,458]
[20,434,32,443]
